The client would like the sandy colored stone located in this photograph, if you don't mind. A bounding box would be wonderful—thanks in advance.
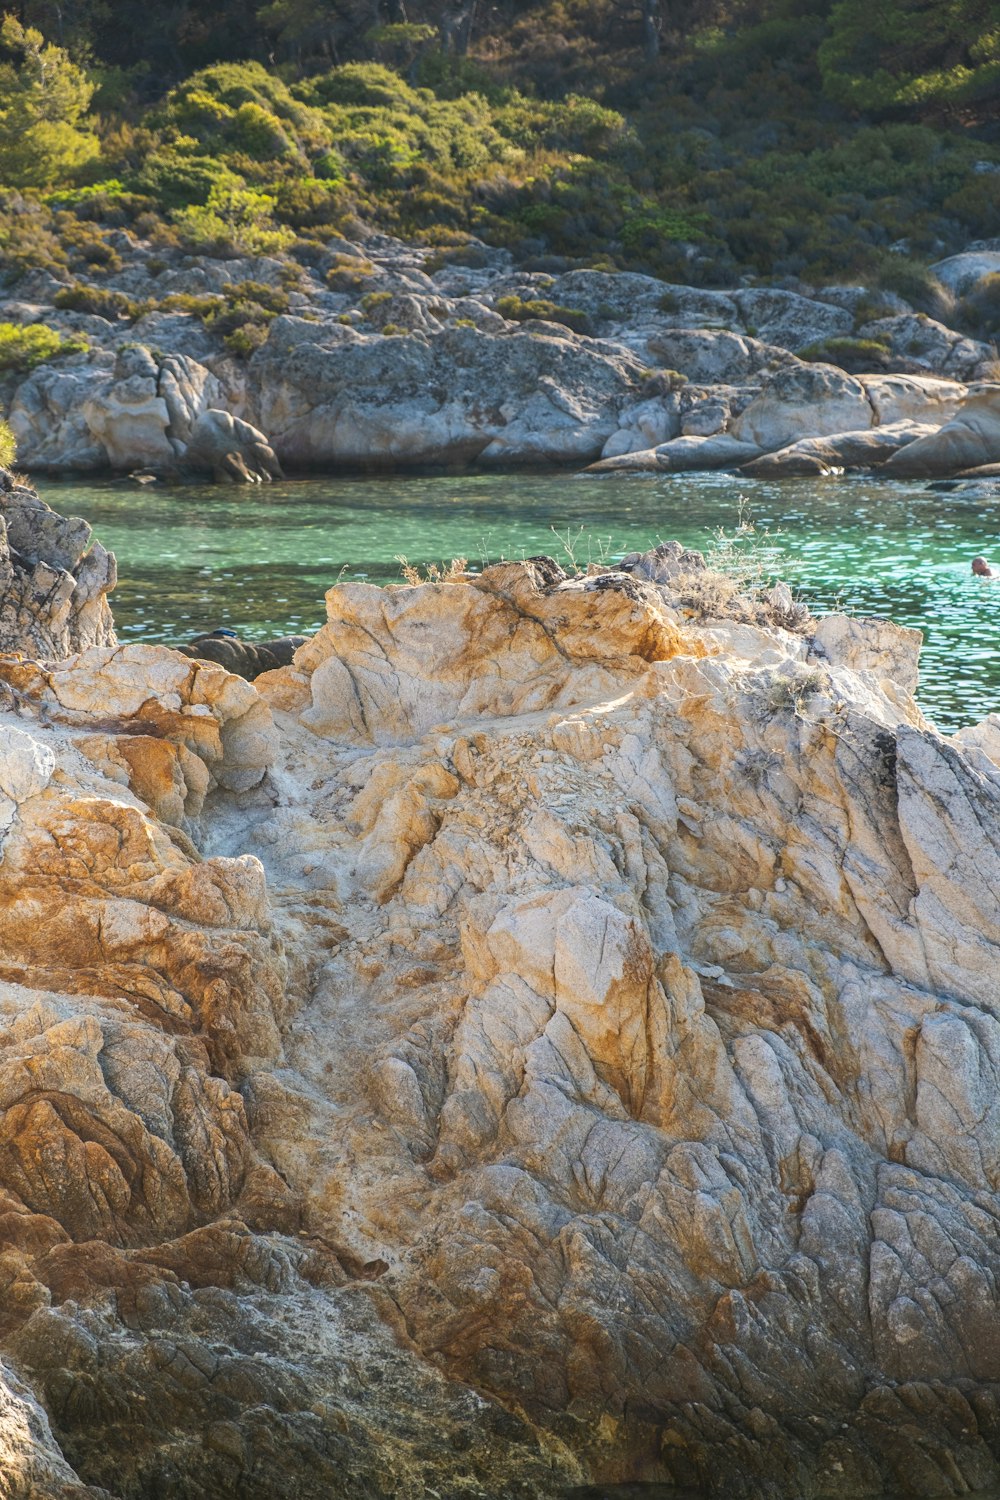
[0,546,999,1495]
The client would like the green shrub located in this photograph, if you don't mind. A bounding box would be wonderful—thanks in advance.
[495,295,592,334]
[797,335,893,372]
[135,152,243,211]
[326,255,376,291]
[959,273,1000,338]
[52,283,145,320]
[360,289,393,311]
[157,292,225,317]
[222,280,290,314]
[874,256,950,316]
[223,323,270,358]
[171,184,294,256]
[0,420,15,468]
[0,322,88,370]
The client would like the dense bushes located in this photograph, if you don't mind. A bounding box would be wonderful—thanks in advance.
[0,6,996,291]
[0,322,88,370]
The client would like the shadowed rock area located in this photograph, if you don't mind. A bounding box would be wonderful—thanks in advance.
[1,513,1000,1495]
[0,469,116,659]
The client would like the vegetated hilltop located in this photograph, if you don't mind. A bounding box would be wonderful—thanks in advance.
[0,0,996,303]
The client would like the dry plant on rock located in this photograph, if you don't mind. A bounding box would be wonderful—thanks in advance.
[395,554,469,584]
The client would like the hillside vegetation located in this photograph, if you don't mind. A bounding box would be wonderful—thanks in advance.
[0,0,996,294]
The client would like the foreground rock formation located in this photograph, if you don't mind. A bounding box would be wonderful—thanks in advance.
[2,506,1000,1495]
[2,231,1000,479]
[0,471,115,658]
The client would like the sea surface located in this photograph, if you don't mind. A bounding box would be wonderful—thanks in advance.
[44,468,1000,737]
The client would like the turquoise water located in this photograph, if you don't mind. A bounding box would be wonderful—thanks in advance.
[44,469,1000,736]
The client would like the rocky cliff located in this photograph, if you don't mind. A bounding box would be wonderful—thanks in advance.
[1,519,1000,1496]
[4,233,1000,480]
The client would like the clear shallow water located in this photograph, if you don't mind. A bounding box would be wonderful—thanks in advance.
[43,469,1000,736]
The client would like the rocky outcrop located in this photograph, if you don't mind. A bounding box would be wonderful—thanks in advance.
[249,316,645,467]
[183,409,283,483]
[3,536,1000,1494]
[881,383,1000,477]
[2,233,997,478]
[740,420,938,477]
[0,473,115,658]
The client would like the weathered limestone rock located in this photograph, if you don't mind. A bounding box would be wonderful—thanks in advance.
[857,314,993,381]
[741,420,938,476]
[0,475,116,658]
[881,384,1000,477]
[0,656,574,1496]
[646,327,796,384]
[930,249,1000,297]
[592,432,762,472]
[183,409,283,483]
[204,556,1000,1496]
[731,363,874,450]
[250,318,645,467]
[859,372,968,426]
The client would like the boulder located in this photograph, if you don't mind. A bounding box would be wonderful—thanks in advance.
[182,409,283,484]
[859,373,968,427]
[741,420,939,477]
[881,385,1000,477]
[0,473,116,658]
[654,432,763,470]
[7,540,1000,1494]
[179,630,307,679]
[600,395,680,457]
[732,286,854,348]
[590,432,762,473]
[251,319,645,468]
[82,345,176,469]
[857,314,993,380]
[646,327,795,384]
[930,250,1000,297]
[7,360,113,471]
[731,363,874,451]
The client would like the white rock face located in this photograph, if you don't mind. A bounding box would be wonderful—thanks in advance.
[0,479,116,658]
[931,249,1000,296]
[731,363,874,449]
[741,420,938,476]
[882,383,1000,476]
[250,318,643,467]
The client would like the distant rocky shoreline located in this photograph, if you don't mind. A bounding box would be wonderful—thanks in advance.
[3,230,1000,485]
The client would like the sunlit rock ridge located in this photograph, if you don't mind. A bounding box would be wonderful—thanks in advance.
[1,491,999,1497]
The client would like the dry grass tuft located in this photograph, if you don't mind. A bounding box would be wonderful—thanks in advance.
[395,554,469,585]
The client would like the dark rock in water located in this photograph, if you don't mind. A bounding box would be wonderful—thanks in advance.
[0,468,116,658]
[183,409,284,484]
[179,628,307,680]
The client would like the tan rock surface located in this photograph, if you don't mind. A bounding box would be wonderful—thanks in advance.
[2,551,1000,1495]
